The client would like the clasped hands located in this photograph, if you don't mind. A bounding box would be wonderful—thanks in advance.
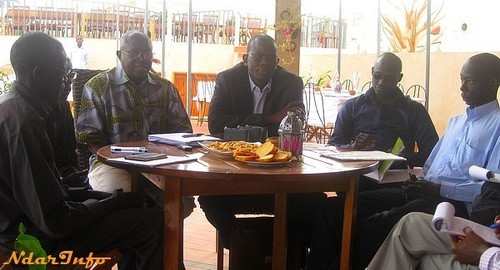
[99,189,144,213]
[401,174,441,201]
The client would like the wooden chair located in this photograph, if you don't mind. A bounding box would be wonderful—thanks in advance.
[201,14,219,43]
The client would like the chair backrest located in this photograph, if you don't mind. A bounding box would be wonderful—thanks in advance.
[341,79,353,91]
[360,81,371,92]
[397,82,405,93]
[72,69,105,170]
[405,84,426,99]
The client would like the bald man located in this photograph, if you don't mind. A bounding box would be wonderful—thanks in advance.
[329,52,438,191]
[308,53,500,270]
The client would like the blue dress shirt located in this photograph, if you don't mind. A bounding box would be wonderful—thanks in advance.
[424,100,500,202]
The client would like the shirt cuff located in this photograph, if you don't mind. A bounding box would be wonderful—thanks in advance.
[479,247,500,270]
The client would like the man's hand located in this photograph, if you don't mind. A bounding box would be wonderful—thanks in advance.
[100,189,144,213]
[349,132,376,150]
[450,227,490,265]
[263,100,304,124]
[494,215,500,239]
[402,177,440,201]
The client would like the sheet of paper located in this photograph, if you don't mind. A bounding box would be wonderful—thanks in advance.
[148,133,221,146]
[107,155,198,168]
[320,150,407,161]
[432,202,500,246]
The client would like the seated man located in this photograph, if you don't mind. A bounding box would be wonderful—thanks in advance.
[308,52,500,270]
[199,34,325,252]
[46,58,88,187]
[0,32,163,269]
[329,52,438,190]
[75,31,195,215]
[368,212,499,269]
[368,180,500,270]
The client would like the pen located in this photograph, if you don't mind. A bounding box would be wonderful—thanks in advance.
[110,146,147,153]
[489,223,500,229]
[182,133,204,138]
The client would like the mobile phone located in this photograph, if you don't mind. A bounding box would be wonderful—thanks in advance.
[124,153,168,161]
[177,144,193,151]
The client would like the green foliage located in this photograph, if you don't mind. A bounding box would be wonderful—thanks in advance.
[14,223,47,270]
[303,70,332,88]
[0,71,13,96]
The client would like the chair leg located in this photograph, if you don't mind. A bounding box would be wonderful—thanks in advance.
[216,229,224,270]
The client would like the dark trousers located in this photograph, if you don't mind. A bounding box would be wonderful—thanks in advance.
[47,207,164,270]
[198,193,326,249]
[307,188,469,270]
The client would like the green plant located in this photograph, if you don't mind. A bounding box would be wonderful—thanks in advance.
[14,223,47,270]
[303,70,332,89]
[0,71,13,95]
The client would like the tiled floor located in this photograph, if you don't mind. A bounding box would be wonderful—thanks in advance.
[184,119,229,270]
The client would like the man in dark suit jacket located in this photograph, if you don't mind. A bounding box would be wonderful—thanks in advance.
[199,36,326,263]
[208,34,304,137]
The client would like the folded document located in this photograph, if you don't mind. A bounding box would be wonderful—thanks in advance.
[148,133,220,146]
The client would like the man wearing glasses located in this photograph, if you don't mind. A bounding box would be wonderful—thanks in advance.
[199,35,325,264]
[0,31,163,269]
[75,31,195,216]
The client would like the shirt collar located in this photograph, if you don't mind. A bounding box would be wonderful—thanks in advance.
[12,81,54,119]
[248,75,272,93]
[466,99,499,119]
[113,64,157,86]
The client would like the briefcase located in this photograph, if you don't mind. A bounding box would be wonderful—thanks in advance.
[223,125,268,142]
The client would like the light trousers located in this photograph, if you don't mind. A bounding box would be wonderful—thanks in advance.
[367,212,479,270]
[89,163,195,216]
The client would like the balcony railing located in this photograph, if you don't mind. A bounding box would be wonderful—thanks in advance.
[1,1,346,48]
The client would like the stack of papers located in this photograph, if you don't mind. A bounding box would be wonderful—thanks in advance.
[148,133,220,146]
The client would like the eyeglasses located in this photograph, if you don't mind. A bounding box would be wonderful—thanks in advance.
[121,50,153,60]
[248,53,277,62]
[49,65,76,80]
[372,71,399,83]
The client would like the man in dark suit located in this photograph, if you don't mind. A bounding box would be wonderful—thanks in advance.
[199,35,325,260]
[208,34,304,137]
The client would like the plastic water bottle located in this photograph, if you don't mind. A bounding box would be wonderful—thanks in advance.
[278,110,304,160]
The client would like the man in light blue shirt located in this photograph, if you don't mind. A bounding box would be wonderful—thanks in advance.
[308,53,500,270]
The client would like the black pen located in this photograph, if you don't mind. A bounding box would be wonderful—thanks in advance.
[110,146,147,153]
[182,133,204,138]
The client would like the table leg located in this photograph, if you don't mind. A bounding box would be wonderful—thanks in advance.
[164,177,183,270]
[339,175,359,270]
[272,193,288,270]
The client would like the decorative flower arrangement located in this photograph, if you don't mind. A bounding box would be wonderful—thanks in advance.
[271,8,302,65]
